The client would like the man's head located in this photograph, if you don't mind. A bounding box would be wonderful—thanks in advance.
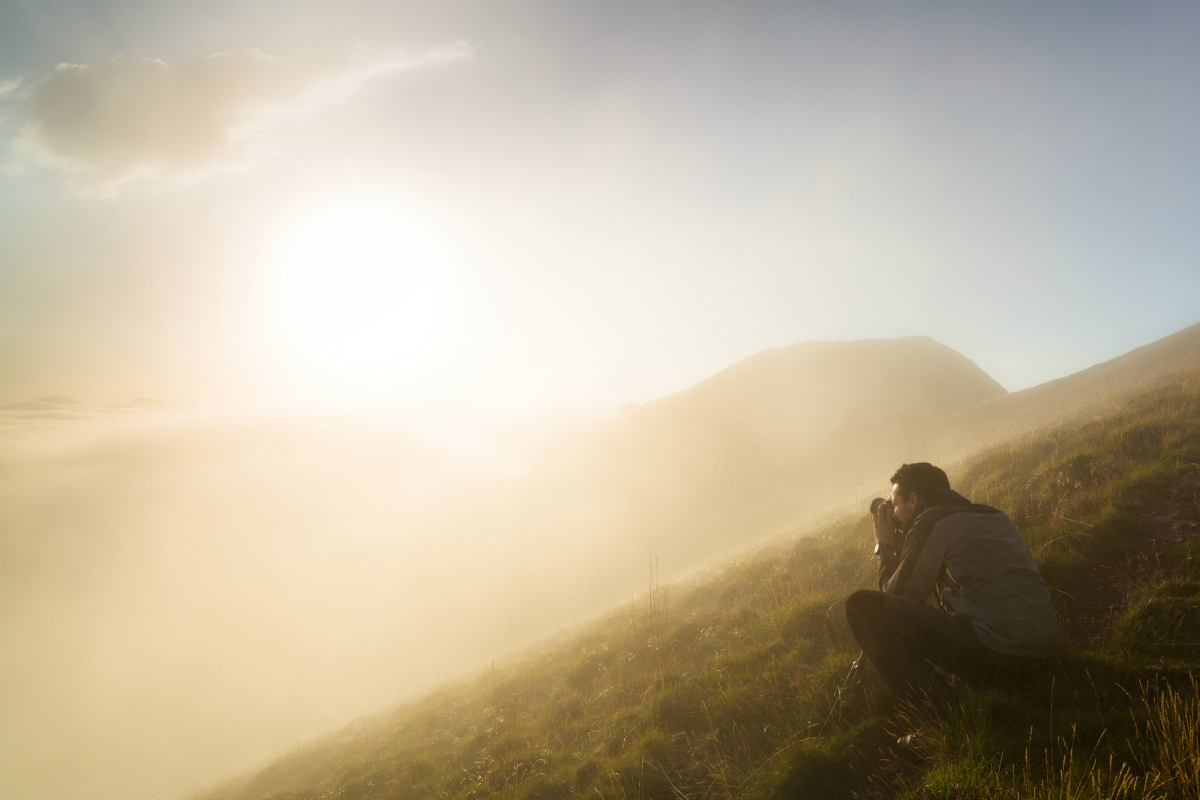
[889,462,950,524]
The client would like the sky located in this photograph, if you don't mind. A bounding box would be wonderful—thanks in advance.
[1,1,1198,413]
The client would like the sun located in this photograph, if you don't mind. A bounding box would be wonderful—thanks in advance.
[267,203,456,402]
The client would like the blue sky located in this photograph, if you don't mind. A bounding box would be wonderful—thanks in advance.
[1,1,1198,409]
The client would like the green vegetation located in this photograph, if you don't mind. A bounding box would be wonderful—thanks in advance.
[202,371,1200,800]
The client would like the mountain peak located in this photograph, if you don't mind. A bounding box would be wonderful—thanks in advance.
[34,395,80,405]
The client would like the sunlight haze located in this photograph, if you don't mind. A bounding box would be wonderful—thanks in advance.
[263,200,463,404]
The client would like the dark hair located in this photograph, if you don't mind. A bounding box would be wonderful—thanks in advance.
[890,462,950,502]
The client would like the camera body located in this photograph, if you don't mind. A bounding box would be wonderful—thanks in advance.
[870,497,894,515]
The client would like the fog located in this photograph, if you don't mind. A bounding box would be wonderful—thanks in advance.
[6,323,1200,800]
[0,400,612,800]
[0,337,1008,800]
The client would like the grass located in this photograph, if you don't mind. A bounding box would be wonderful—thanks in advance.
[199,369,1200,800]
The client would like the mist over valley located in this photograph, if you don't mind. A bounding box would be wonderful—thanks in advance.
[5,324,1200,800]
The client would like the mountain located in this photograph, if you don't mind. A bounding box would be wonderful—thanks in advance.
[401,323,1200,658]
[185,320,1200,800]
[428,337,1008,641]
[0,395,81,411]
[508,336,1006,558]
[942,320,1200,453]
[0,395,167,413]
[197,330,1200,800]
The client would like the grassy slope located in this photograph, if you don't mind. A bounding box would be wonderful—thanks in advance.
[939,320,1200,459]
[200,370,1200,800]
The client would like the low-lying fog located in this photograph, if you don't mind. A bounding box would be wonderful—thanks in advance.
[3,338,1015,800]
[0,402,613,800]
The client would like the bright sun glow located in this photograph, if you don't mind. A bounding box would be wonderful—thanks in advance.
[268,203,459,403]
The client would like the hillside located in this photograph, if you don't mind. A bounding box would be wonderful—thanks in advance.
[941,320,1200,455]
[443,323,1200,597]
[401,326,1200,673]
[427,337,1006,645]
[549,335,1007,553]
[198,363,1200,798]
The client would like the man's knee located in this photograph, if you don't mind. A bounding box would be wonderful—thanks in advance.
[845,589,884,632]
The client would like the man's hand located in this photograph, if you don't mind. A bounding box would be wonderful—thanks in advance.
[872,504,896,546]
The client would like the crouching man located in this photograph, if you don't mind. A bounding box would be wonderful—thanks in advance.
[845,462,1063,710]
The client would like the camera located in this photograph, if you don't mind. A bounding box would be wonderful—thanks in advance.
[870,497,893,515]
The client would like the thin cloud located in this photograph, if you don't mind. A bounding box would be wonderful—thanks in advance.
[4,42,472,192]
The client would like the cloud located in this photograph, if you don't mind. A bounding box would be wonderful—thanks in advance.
[3,42,471,191]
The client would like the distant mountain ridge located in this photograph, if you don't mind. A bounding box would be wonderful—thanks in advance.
[190,318,1200,800]
[0,395,167,412]
[424,322,1200,653]
[173,319,1199,800]
[942,320,1200,453]
[436,336,1011,632]
[539,335,1008,552]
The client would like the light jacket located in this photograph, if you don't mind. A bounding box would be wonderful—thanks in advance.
[878,490,1064,658]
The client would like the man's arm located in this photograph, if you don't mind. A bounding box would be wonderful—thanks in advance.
[889,520,957,602]
[872,505,901,590]
[873,500,959,600]
[877,549,900,589]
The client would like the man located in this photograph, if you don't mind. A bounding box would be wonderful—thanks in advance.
[844,462,1063,710]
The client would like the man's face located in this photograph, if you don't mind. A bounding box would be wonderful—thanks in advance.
[890,483,920,524]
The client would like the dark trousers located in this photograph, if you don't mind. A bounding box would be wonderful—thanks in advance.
[844,589,1030,709]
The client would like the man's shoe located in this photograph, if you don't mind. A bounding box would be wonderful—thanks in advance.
[894,731,923,756]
